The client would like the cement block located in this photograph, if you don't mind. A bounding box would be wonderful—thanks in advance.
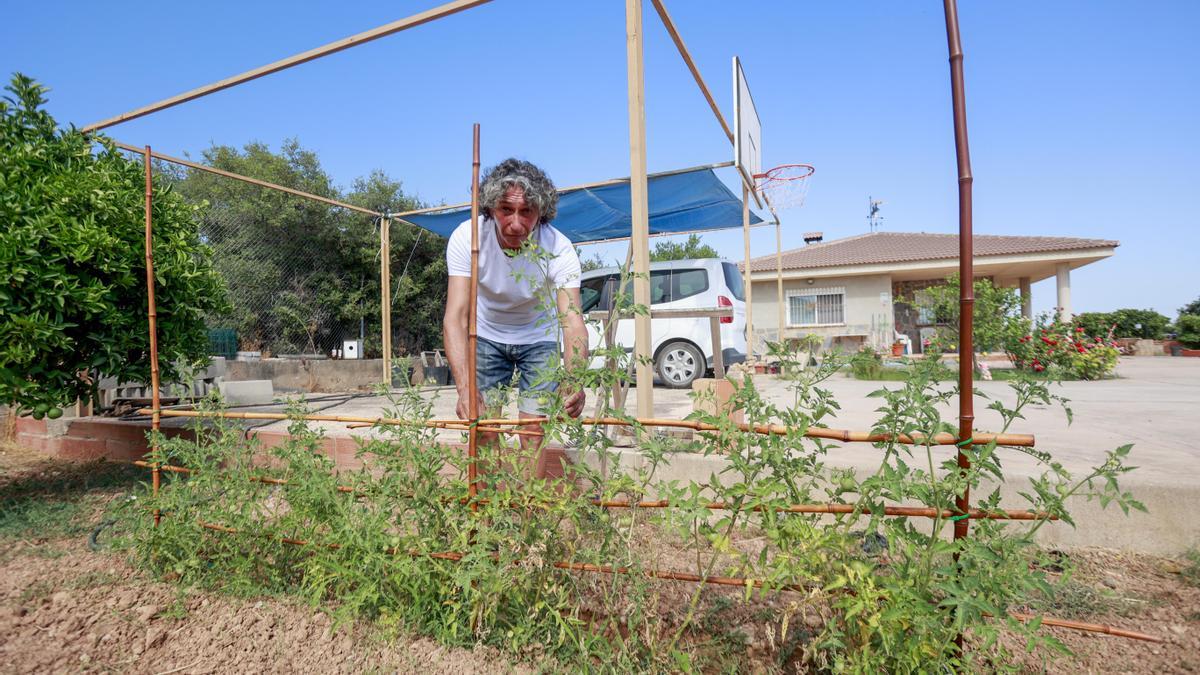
[205,357,227,378]
[218,379,275,405]
[691,378,744,425]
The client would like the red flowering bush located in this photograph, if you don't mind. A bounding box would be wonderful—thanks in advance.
[1005,315,1119,379]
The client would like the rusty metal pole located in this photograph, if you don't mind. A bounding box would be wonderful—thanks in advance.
[467,124,481,505]
[944,0,974,653]
[143,146,162,526]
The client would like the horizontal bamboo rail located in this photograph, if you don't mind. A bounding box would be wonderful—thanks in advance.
[134,461,1057,522]
[138,408,1035,448]
[82,0,494,132]
[190,519,1158,642]
[1005,611,1163,644]
[112,142,380,217]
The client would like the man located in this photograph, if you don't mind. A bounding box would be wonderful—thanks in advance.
[443,158,588,476]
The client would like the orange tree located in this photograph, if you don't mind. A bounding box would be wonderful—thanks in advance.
[0,74,226,418]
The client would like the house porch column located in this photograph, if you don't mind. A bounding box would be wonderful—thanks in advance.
[1055,263,1072,322]
[1019,276,1032,319]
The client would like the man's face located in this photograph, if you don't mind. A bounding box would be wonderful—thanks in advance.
[491,186,540,250]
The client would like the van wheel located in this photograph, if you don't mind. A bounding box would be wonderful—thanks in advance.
[656,341,704,388]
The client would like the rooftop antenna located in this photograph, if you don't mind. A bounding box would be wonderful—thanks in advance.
[868,196,884,232]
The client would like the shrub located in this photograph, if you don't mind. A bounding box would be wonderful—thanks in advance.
[1006,315,1120,380]
[1176,315,1200,349]
[849,344,884,379]
[1074,309,1170,340]
[0,74,226,416]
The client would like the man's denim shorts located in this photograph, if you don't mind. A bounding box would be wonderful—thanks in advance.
[476,336,560,415]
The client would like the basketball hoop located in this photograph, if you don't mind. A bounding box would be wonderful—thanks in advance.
[753,163,815,211]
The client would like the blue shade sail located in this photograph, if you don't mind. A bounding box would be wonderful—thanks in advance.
[399,167,762,244]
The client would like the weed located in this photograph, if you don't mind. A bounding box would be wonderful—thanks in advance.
[1182,548,1200,589]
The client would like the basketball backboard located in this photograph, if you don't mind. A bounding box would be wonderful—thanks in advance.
[733,56,763,208]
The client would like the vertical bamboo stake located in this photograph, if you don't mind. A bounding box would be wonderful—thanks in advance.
[467,124,481,504]
[944,0,975,651]
[742,184,754,361]
[380,215,392,384]
[944,0,974,540]
[626,0,654,420]
[143,146,162,526]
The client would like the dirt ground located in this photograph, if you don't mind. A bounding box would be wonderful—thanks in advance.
[2,444,1198,674]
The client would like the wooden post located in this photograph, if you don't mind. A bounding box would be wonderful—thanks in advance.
[742,184,754,362]
[467,124,481,503]
[380,215,392,384]
[709,317,725,379]
[626,0,654,419]
[143,146,161,526]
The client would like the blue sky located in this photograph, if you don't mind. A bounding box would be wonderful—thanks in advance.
[4,1,1197,317]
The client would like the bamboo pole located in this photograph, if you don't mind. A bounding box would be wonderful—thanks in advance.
[187,519,1161,643]
[138,409,1035,448]
[380,215,392,384]
[647,0,734,144]
[467,124,481,503]
[143,146,162,527]
[944,0,975,546]
[112,142,380,217]
[626,0,654,420]
[82,0,494,133]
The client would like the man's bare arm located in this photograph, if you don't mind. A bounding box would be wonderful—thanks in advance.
[443,276,476,420]
[557,287,589,418]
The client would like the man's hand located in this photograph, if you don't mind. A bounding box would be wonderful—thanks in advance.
[563,388,585,418]
[456,390,484,421]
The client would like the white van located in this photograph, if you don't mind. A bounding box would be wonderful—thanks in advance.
[579,259,747,388]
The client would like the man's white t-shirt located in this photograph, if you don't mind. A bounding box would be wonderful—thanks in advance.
[446,216,581,345]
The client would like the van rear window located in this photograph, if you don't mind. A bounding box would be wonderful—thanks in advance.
[722,262,746,300]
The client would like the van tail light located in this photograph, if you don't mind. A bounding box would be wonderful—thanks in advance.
[717,295,733,324]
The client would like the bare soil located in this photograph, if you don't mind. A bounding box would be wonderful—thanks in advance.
[2,447,1197,674]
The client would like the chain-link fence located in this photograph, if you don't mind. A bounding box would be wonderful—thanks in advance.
[159,155,448,363]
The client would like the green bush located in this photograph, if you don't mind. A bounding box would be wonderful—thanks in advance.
[1006,315,1120,380]
[849,345,884,379]
[1074,309,1170,340]
[1177,314,1200,349]
[0,74,226,415]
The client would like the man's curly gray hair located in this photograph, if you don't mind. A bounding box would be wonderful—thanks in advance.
[478,158,558,225]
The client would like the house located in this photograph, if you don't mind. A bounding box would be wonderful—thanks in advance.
[742,231,1118,354]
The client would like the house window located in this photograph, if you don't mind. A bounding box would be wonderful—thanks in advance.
[787,287,845,326]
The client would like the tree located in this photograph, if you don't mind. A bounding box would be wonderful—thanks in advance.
[575,248,609,272]
[167,142,443,356]
[914,275,1026,370]
[650,233,719,261]
[1179,295,1200,317]
[0,74,226,417]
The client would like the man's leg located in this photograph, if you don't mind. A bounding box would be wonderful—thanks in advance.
[514,341,562,480]
[473,337,515,481]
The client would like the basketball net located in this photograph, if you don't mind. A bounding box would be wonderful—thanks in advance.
[754,163,815,212]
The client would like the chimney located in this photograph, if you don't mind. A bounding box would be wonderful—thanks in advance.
[803,231,824,245]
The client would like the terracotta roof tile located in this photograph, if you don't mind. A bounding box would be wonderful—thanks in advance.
[743,232,1119,273]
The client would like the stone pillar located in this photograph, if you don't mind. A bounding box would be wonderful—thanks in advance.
[1019,277,1032,319]
[1055,263,1072,322]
